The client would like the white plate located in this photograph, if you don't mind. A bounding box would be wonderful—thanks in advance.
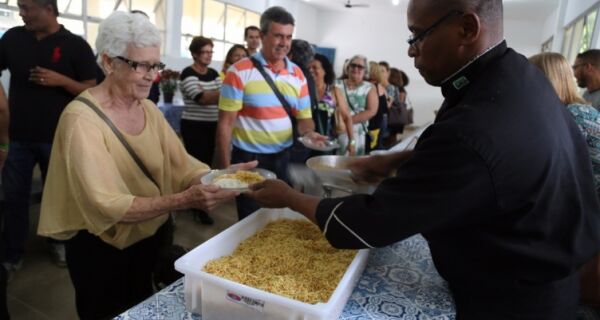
[200,168,276,192]
[298,136,340,151]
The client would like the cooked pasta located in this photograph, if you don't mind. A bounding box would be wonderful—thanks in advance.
[203,219,357,304]
[213,170,265,186]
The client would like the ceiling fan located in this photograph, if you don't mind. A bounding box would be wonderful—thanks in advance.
[344,0,370,9]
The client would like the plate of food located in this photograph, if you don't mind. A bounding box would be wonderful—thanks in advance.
[297,136,340,151]
[201,168,276,192]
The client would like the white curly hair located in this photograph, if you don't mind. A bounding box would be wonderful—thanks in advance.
[95,11,161,71]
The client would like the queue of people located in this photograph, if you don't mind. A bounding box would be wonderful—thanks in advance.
[0,0,600,319]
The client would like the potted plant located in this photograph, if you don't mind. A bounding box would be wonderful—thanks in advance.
[159,69,180,104]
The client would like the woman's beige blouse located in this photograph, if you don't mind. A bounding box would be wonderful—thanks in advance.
[38,90,209,249]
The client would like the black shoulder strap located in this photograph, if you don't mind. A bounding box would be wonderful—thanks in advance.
[250,57,295,120]
[342,80,356,113]
[74,96,160,189]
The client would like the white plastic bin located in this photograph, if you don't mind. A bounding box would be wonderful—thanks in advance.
[174,208,369,320]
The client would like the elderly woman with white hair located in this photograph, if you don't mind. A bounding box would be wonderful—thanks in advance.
[335,55,378,155]
[37,11,251,319]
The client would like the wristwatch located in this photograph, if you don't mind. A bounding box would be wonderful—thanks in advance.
[348,139,356,147]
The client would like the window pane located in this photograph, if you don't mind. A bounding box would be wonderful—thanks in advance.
[213,40,225,62]
[568,19,584,62]
[86,22,99,51]
[0,8,21,35]
[246,11,260,29]
[58,17,84,37]
[581,10,597,53]
[225,5,244,44]
[181,0,201,36]
[181,35,193,58]
[87,0,120,18]
[203,0,224,40]
[562,25,573,59]
[130,0,162,27]
[57,0,83,15]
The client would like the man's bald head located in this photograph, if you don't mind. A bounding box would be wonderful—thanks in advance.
[418,0,503,37]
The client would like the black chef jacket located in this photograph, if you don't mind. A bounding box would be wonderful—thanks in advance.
[315,41,600,319]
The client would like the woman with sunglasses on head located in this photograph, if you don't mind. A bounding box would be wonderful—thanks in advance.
[37,12,253,320]
[334,55,378,155]
[179,36,223,225]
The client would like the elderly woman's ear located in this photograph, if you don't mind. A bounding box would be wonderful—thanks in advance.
[101,53,114,75]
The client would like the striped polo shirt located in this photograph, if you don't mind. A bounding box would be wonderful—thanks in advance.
[180,66,221,122]
[219,52,312,154]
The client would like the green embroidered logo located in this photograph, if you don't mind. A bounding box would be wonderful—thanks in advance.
[453,76,469,90]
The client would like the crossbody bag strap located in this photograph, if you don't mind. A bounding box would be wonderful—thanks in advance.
[342,80,369,133]
[74,96,160,189]
[250,57,296,123]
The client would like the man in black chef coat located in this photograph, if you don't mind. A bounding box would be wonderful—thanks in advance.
[248,0,600,319]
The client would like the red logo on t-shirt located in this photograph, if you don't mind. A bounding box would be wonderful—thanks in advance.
[51,47,61,63]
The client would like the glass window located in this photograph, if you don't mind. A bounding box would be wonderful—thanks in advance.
[58,17,84,37]
[57,0,83,15]
[203,0,225,40]
[0,7,20,34]
[86,22,99,50]
[562,7,599,63]
[181,0,201,37]
[87,0,120,19]
[225,4,244,44]
[246,11,260,29]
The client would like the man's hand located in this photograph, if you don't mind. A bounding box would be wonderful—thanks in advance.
[185,184,239,212]
[247,179,296,208]
[348,151,414,184]
[29,66,67,87]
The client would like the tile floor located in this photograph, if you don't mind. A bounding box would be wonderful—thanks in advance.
[6,197,239,320]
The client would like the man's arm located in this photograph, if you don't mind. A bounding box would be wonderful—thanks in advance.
[29,66,96,96]
[216,110,237,169]
[0,84,8,170]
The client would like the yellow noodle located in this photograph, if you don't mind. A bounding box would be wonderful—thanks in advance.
[203,219,357,304]
[214,170,265,184]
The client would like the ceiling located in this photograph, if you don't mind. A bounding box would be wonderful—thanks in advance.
[303,0,561,22]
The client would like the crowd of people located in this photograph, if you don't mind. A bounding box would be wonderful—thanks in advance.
[0,0,600,319]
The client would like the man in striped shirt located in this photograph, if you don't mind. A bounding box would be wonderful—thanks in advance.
[217,6,322,220]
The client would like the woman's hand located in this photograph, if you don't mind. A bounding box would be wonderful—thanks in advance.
[228,160,258,171]
[247,179,296,208]
[185,184,239,212]
[348,151,413,184]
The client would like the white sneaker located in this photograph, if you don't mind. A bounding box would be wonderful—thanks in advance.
[49,243,66,268]
[3,260,23,283]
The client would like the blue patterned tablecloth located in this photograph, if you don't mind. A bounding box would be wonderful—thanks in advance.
[117,235,457,319]
[117,234,600,320]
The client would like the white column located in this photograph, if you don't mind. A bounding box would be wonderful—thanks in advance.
[165,0,183,57]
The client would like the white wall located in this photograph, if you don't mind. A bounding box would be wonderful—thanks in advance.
[564,0,599,24]
[312,5,554,126]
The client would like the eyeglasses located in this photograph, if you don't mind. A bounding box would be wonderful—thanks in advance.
[115,56,165,73]
[349,63,365,70]
[407,10,464,49]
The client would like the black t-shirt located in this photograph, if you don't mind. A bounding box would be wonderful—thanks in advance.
[0,25,97,143]
[315,42,600,319]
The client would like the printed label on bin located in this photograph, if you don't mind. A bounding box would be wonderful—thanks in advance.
[226,290,265,312]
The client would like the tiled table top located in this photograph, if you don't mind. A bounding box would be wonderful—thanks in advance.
[117,234,600,320]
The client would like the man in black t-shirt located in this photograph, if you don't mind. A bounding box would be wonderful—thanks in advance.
[0,0,96,273]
